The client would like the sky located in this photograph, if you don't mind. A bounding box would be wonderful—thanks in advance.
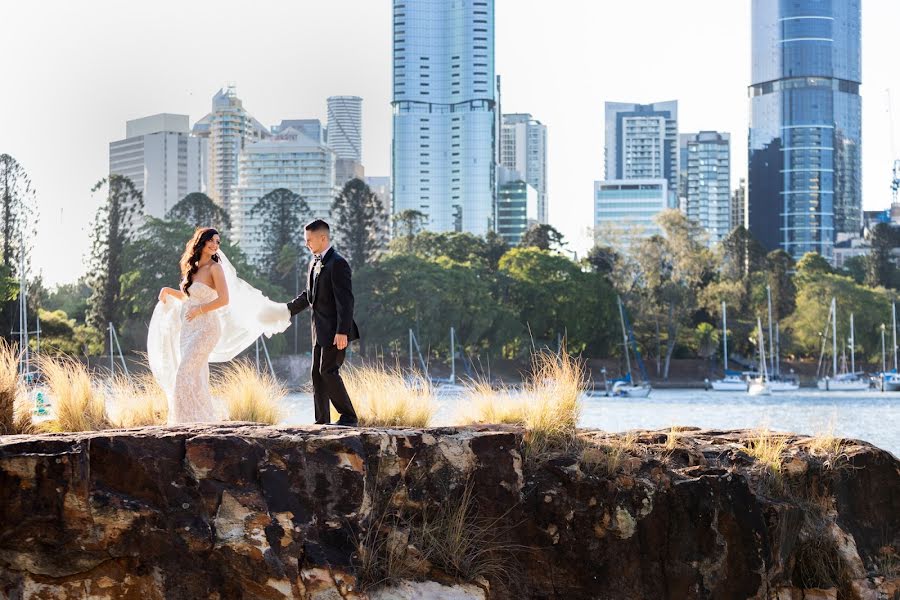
[2,0,900,286]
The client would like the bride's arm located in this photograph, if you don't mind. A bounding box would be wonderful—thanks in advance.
[158,287,186,303]
[200,263,230,313]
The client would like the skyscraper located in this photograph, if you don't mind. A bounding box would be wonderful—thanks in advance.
[232,127,338,261]
[193,86,268,210]
[748,0,861,261]
[501,113,548,224]
[109,114,207,218]
[681,131,732,246]
[391,0,498,235]
[326,96,363,162]
[604,101,679,206]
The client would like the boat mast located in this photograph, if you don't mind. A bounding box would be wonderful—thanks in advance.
[893,301,898,372]
[850,313,856,374]
[766,284,775,376]
[617,296,632,379]
[831,297,838,377]
[722,301,728,372]
[757,317,768,382]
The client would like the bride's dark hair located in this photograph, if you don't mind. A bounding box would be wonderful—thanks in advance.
[180,227,220,296]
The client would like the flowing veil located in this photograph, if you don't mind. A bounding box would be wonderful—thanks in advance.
[147,250,292,402]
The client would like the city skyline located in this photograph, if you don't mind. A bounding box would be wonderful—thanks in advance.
[3,0,900,285]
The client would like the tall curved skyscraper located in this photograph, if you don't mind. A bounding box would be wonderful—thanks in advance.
[326,96,363,162]
[391,0,497,235]
[748,0,861,261]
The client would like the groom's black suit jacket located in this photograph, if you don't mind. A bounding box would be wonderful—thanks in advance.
[287,247,360,346]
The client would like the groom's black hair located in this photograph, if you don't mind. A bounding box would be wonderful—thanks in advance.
[305,219,330,233]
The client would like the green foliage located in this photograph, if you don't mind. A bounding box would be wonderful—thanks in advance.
[499,247,616,356]
[842,255,867,284]
[785,272,890,360]
[392,209,427,253]
[44,279,91,323]
[251,188,310,291]
[865,223,900,288]
[167,192,231,232]
[86,175,144,349]
[519,223,566,252]
[35,308,103,355]
[331,178,386,267]
[795,252,832,279]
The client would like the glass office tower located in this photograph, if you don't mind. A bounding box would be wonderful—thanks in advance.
[391,0,497,235]
[748,0,861,261]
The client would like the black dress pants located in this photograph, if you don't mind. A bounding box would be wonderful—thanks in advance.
[311,343,357,424]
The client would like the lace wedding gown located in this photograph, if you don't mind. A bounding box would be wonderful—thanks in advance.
[147,251,292,425]
[170,281,222,423]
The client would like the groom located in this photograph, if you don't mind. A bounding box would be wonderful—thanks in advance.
[287,219,360,426]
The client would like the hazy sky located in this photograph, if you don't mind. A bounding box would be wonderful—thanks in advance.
[3,0,899,286]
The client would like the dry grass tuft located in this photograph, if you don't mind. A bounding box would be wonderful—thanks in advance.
[581,431,639,476]
[460,349,587,463]
[456,380,527,426]
[212,360,285,424]
[0,339,35,435]
[354,467,520,593]
[341,364,436,427]
[106,373,168,428]
[40,356,109,432]
[805,420,850,470]
[415,479,520,586]
[744,429,788,474]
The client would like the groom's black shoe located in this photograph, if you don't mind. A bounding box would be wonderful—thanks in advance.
[332,417,359,427]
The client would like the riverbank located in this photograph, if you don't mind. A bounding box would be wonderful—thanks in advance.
[3,424,896,599]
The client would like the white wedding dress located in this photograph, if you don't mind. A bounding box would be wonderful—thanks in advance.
[147,251,292,424]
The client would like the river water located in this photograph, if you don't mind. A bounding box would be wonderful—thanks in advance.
[281,389,900,457]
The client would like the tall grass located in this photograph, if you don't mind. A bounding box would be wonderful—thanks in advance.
[40,356,110,432]
[212,360,285,424]
[0,339,34,435]
[460,349,587,461]
[581,431,639,476]
[106,372,168,428]
[340,364,436,427]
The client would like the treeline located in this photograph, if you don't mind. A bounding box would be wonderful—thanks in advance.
[6,150,900,376]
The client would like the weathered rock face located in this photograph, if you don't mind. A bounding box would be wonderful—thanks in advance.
[0,425,897,599]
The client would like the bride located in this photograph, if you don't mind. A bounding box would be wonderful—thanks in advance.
[148,227,291,424]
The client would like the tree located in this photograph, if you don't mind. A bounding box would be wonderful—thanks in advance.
[585,245,618,276]
[0,154,38,339]
[865,223,899,288]
[719,225,765,280]
[625,210,714,379]
[795,252,832,278]
[392,209,427,253]
[86,175,144,351]
[250,188,310,291]
[35,308,103,356]
[765,249,796,321]
[44,279,92,324]
[331,178,385,267]
[519,223,566,252]
[168,192,231,232]
[842,255,867,284]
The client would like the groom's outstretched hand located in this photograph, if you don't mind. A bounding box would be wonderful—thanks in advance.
[334,334,348,350]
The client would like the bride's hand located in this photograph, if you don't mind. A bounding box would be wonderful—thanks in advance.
[158,287,169,304]
[185,306,202,322]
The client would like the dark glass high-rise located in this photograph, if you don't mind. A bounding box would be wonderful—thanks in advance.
[748,0,861,262]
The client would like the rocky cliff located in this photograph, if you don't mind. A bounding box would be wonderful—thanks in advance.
[0,425,897,599]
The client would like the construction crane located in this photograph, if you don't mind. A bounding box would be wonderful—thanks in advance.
[888,89,900,207]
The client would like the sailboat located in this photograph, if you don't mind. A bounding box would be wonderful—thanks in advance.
[879,302,900,391]
[765,285,800,392]
[710,302,748,391]
[610,296,652,398]
[817,298,868,391]
[748,317,771,396]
